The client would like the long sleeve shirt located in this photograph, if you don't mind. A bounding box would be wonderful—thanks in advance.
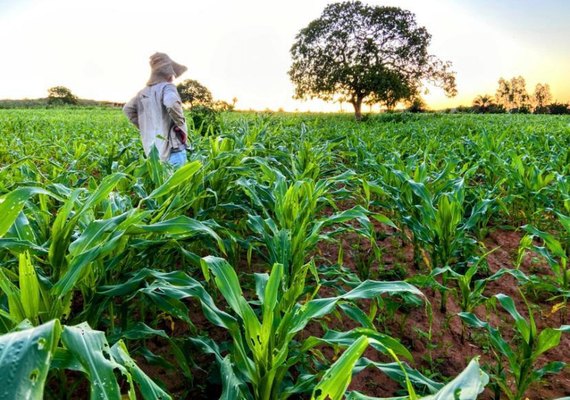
[123,82,188,162]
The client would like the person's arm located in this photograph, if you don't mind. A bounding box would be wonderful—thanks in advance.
[163,84,187,130]
[163,84,188,144]
[123,96,139,129]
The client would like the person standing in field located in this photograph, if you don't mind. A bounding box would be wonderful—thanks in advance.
[123,52,189,168]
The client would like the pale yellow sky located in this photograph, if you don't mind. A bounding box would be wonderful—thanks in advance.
[0,0,568,111]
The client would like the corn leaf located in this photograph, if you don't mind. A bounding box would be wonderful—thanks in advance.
[145,160,201,199]
[18,252,40,325]
[0,319,61,400]
[110,340,172,400]
[311,336,369,400]
[60,322,123,400]
[0,187,54,238]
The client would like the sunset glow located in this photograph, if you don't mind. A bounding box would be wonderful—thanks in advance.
[1,0,568,111]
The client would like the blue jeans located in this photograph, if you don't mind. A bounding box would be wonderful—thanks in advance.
[169,150,187,169]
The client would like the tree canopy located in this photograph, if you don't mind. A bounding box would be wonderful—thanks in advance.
[47,86,78,105]
[288,1,456,119]
[176,79,213,108]
[495,76,532,112]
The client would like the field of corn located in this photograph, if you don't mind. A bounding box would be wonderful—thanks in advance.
[0,108,569,400]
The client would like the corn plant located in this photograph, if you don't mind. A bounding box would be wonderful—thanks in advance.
[505,154,556,227]
[0,160,229,328]
[517,212,570,321]
[459,293,570,400]
[102,256,425,399]
[517,212,569,291]
[240,172,375,300]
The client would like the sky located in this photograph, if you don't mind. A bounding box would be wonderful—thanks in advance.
[0,0,569,111]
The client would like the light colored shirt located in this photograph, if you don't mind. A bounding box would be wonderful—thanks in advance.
[123,82,188,161]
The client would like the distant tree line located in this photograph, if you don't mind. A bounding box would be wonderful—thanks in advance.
[468,76,569,114]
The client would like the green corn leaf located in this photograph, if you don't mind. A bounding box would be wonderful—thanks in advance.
[145,160,201,199]
[459,312,517,374]
[254,272,269,304]
[531,361,566,382]
[555,212,570,233]
[421,358,488,399]
[68,213,129,255]
[338,303,376,330]
[535,328,563,356]
[261,263,282,341]
[353,358,443,393]
[133,216,226,254]
[0,239,47,255]
[48,189,80,273]
[371,213,398,229]
[219,355,254,400]
[6,212,36,244]
[108,322,168,342]
[201,256,246,316]
[79,172,126,213]
[60,322,123,400]
[301,328,412,365]
[202,256,262,360]
[0,187,55,238]
[342,280,424,300]
[0,268,26,325]
[51,347,86,373]
[523,225,566,258]
[110,340,172,400]
[311,335,369,400]
[51,246,102,298]
[0,319,61,400]
[18,252,40,325]
[495,293,531,344]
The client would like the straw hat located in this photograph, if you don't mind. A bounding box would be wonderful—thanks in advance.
[147,52,187,86]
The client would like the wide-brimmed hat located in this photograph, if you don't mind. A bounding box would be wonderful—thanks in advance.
[147,52,187,86]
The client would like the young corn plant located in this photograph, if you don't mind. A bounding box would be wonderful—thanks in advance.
[517,212,569,321]
[241,172,375,306]
[0,162,224,327]
[459,293,570,400]
[390,172,480,312]
[108,256,425,399]
[506,154,556,227]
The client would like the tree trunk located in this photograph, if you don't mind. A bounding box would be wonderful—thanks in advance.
[351,98,363,121]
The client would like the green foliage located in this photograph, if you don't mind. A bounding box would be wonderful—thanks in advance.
[187,104,221,135]
[119,256,426,400]
[1,109,569,398]
[47,86,78,105]
[177,79,213,107]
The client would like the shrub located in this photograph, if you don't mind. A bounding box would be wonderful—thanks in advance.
[548,102,570,115]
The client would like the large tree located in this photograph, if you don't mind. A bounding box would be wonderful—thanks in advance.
[533,83,552,111]
[288,1,456,119]
[177,79,213,108]
[495,76,531,112]
[47,86,78,105]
